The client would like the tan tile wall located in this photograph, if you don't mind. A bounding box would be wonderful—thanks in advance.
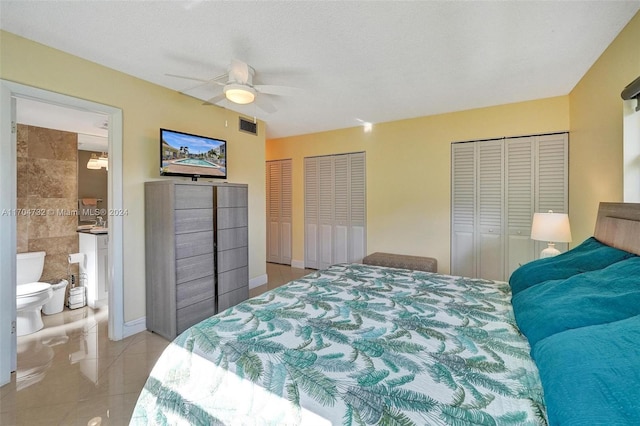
[17,124,79,281]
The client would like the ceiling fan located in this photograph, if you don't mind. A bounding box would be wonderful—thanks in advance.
[167,59,300,113]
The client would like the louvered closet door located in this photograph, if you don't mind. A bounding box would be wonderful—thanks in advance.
[304,152,367,269]
[266,161,281,263]
[536,133,569,256]
[318,156,334,269]
[451,133,568,281]
[304,157,319,269]
[477,141,504,281]
[266,159,292,265]
[505,137,535,277]
[333,154,350,263]
[349,152,366,263]
[451,143,477,278]
[280,160,292,264]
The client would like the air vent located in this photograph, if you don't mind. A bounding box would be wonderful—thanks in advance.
[239,117,257,135]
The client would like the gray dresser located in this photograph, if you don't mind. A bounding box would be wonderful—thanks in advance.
[144,180,249,340]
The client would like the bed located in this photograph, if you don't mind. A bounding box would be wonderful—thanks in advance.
[131,202,640,425]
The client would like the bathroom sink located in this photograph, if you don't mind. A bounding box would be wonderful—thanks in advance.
[77,225,108,233]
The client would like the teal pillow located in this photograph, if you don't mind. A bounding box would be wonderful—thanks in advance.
[512,256,640,347]
[509,237,636,295]
[532,315,640,425]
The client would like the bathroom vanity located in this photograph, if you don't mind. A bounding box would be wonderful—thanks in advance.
[78,231,109,309]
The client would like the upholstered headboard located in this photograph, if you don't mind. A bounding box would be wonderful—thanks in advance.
[594,202,640,256]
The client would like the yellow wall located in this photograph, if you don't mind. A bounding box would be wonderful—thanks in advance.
[569,11,640,242]
[0,31,267,323]
[267,97,570,273]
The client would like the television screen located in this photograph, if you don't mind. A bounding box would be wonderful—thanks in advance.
[160,128,227,179]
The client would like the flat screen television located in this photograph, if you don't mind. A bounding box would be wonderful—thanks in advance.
[160,128,227,180]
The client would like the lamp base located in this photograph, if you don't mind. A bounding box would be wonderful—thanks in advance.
[540,242,561,258]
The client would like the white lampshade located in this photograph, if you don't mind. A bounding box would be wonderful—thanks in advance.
[531,211,572,258]
[531,211,572,242]
[224,83,256,104]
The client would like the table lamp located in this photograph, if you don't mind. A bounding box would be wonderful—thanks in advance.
[531,210,572,258]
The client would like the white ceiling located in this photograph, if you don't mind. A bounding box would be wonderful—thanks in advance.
[1,1,639,139]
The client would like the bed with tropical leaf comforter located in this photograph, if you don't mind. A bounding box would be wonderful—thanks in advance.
[132,264,546,425]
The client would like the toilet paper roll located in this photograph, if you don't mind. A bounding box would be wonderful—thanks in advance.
[68,253,85,264]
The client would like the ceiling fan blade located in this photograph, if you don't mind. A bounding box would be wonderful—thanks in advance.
[202,93,226,106]
[168,72,227,86]
[169,73,227,94]
[254,84,302,97]
[165,73,210,83]
[230,59,250,84]
[180,81,217,93]
[210,72,228,83]
[254,95,277,114]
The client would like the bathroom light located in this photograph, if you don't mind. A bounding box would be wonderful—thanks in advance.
[224,83,256,104]
[97,153,108,169]
[531,210,572,258]
[86,154,101,170]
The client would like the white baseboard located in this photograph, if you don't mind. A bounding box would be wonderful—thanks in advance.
[291,259,306,269]
[123,316,147,338]
[249,274,268,290]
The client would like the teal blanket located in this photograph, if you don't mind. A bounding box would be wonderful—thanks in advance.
[132,264,546,425]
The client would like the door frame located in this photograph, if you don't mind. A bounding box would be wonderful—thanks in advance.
[0,80,125,386]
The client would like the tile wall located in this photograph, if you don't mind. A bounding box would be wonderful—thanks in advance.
[17,124,79,281]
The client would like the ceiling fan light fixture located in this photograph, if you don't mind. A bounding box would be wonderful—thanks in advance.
[224,84,256,104]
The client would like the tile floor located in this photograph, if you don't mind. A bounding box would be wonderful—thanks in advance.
[0,263,314,426]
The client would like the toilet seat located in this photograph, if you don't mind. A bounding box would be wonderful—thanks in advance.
[17,282,52,297]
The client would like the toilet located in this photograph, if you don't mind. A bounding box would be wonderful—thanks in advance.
[16,251,53,336]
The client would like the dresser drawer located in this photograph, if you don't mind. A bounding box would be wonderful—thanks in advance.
[175,231,214,259]
[217,247,248,273]
[175,209,214,234]
[216,186,248,208]
[176,275,215,309]
[216,207,248,229]
[218,286,249,312]
[218,267,248,295]
[216,227,248,251]
[175,185,213,209]
[176,253,214,284]
[177,297,215,334]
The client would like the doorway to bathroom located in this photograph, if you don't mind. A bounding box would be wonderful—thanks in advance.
[0,80,124,386]
[17,98,110,317]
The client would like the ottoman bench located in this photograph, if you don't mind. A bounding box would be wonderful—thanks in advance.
[362,252,437,273]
